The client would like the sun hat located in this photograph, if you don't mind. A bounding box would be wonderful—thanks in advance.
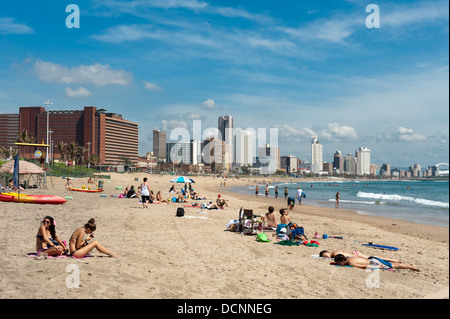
[256,233,271,242]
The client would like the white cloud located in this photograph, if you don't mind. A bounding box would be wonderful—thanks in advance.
[0,17,34,34]
[144,81,162,91]
[161,119,188,131]
[321,123,359,141]
[65,86,92,98]
[33,60,132,86]
[201,99,215,109]
[396,126,426,142]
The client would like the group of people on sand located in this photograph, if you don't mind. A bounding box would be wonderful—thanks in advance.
[35,216,120,259]
[260,205,419,271]
[123,177,210,208]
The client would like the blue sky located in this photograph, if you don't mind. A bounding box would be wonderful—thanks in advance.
[0,0,448,168]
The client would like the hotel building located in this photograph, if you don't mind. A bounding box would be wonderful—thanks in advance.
[1,106,138,164]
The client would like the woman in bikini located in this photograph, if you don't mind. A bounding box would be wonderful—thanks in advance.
[36,216,67,256]
[69,218,120,258]
[156,191,169,203]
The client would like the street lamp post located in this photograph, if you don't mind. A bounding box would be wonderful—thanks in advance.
[44,99,53,164]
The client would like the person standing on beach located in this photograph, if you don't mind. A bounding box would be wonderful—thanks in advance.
[284,187,288,199]
[297,187,304,205]
[335,192,340,208]
[140,177,150,208]
[255,185,259,197]
[265,184,269,198]
[274,186,278,199]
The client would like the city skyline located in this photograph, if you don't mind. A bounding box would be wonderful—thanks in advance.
[0,1,448,168]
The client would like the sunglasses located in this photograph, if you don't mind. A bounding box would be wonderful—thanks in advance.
[43,220,51,224]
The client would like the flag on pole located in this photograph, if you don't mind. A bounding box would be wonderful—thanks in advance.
[13,154,19,189]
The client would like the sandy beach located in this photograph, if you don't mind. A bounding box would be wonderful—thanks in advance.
[0,173,448,301]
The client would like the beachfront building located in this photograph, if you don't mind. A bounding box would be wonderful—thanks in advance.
[202,137,230,173]
[344,153,357,175]
[257,144,280,174]
[153,130,166,163]
[281,155,299,174]
[0,113,20,151]
[355,147,371,175]
[218,115,234,169]
[333,150,344,174]
[311,136,323,174]
[4,106,138,165]
[381,163,391,177]
[165,140,202,166]
[234,129,254,168]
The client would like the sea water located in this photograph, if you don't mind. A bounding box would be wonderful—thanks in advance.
[231,179,449,227]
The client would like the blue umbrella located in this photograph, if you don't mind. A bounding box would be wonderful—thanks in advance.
[170,176,195,183]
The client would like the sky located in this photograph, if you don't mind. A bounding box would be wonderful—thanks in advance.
[0,0,448,168]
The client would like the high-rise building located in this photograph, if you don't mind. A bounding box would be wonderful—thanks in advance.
[333,150,344,173]
[202,137,229,172]
[311,136,323,174]
[218,115,233,167]
[0,113,20,149]
[153,130,166,163]
[257,144,280,174]
[234,129,254,167]
[281,155,298,174]
[344,153,357,175]
[3,106,138,164]
[355,147,371,175]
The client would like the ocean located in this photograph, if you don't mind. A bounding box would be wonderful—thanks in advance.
[230,179,449,227]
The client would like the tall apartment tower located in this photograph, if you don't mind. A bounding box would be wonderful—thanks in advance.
[311,136,323,174]
[218,115,233,167]
[333,150,344,173]
[153,130,166,163]
[355,147,371,175]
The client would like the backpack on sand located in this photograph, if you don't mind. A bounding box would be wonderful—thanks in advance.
[176,207,185,217]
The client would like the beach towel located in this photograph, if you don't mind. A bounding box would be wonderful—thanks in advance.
[275,240,299,246]
[27,253,91,260]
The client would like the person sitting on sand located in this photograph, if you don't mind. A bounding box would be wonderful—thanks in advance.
[36,216,67,257]
[156,191,169,203]
[334,254,419,271]
[264,206,277,229]
[177,194,188,203]
[169,185,176,193]
[69,218,120,258]
[127,185,137,198]
[280,208,291,225]
[216,194,228,208]
[88,177,94,184]
[320,250,401,263]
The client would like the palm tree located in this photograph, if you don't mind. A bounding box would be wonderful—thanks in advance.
[55,142,67,162]
[66,142,80,164]
[77,146,87,165]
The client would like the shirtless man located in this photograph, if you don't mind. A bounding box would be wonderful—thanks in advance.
[264,206,277,229]
[319,250,401,263]
[334,254,419,271]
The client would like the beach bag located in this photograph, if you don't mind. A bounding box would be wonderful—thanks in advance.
[176,207,185,217]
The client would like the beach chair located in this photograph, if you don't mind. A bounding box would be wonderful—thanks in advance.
[238,207,255,234]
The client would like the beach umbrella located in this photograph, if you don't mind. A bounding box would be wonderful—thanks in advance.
[170,176,195,183]
[0,160,44,175]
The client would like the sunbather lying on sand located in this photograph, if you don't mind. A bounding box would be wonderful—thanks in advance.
[320,250,400,263]
[334,254,419,271]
